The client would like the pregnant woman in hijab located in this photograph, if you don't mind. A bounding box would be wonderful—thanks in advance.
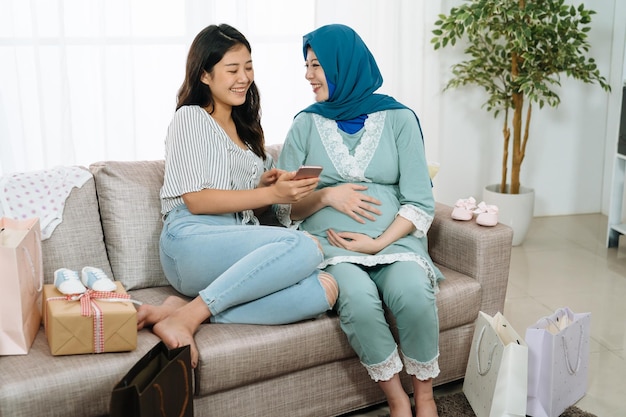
[278,24,443,417]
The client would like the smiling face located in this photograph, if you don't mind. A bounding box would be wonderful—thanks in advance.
[305,47,329,102]
[201,43,253,112]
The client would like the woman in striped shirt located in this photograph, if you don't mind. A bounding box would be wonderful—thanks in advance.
[136,24,338,369]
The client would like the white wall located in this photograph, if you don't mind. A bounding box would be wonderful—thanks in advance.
[2,0,624,217]
[428,0,624,217]
[603,1,626,218]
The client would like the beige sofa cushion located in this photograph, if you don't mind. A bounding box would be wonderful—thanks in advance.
[128,264,482,398]
[435,265,481,331]
[41,174,113,284]
[0,326,163,417]
[90,160,168,290]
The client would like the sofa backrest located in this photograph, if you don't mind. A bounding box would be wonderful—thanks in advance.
[90,160,169,290]
[41,173,114,284]
[40,144,300,289]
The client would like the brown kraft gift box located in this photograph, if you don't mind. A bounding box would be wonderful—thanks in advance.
[43,281,137,355]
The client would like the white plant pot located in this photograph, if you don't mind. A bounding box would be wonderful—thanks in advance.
[483,184,535,246]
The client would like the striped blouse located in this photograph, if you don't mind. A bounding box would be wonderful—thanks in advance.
[160,105,272,224]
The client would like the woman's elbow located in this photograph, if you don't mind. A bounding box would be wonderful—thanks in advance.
[182,194,203,214]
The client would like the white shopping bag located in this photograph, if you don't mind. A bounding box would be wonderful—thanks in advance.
[463,311,528,417]
[525,307,591,417]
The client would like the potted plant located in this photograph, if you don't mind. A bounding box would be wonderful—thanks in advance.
[431,0,610,243]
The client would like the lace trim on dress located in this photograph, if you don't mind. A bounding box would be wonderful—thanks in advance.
[320,254,439,292]
[402,350,441,381]
[274,204,292,227]
[398,204,432,238]
[243,209,258,225]
[363,346,404,382]
[313,112,386,182]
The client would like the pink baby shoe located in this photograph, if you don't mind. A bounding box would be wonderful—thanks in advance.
[451,197,477,221]
[474,201,498,227]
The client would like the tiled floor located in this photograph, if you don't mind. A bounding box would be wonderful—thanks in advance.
[343,213,626,417]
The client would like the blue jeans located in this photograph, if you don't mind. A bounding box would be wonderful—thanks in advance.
[160,206,331,324]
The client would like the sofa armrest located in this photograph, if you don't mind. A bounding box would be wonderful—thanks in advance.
[428,202,514,315]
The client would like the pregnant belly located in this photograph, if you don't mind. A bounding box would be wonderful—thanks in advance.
[301,184,400,238]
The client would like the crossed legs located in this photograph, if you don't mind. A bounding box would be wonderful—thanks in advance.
[136,270,337,368]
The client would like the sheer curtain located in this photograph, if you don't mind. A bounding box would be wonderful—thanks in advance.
[0,0,440,176]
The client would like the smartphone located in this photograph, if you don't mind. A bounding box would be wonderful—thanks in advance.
[292,165,323,180]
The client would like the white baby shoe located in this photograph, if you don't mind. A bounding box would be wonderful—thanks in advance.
[54,268,87,295]
[81,267,117,292]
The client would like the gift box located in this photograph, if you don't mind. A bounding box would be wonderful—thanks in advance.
[43,281,137,355]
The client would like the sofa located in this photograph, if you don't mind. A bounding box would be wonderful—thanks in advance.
[0,150,513,417]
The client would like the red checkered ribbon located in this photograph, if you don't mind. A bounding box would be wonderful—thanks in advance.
[75,290,131,317]
[75,290,131,353]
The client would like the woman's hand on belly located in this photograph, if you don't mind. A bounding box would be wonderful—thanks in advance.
[321,183,382,224]
[326,228,383,255]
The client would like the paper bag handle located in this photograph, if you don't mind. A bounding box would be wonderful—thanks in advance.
[560,321,583,375]
[562,325,583,375]
[20,228,43,293]
[543,307,571,333]
[475,325,498,376]
[153,358,190,417]
[544,316,583,375]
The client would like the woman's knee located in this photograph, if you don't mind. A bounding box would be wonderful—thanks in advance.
[300,230,323,252]
[318,272,338,307]
[337,286,386,327]
[381,279,434,319]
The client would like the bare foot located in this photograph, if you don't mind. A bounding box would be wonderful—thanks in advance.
[136,296,188,330]
[153,312,199,368]
[386,391,412,417]
[415,397,438,417]
[151,297,211,368]
[380,374,413,417]
[388,401,413,417]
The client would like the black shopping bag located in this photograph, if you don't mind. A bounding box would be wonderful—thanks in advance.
[110,341,194,417]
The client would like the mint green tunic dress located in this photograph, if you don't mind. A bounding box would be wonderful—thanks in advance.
[278,108,444,381]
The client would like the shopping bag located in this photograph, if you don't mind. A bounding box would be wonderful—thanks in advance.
[0,217,43,355]
[110,341,194,417]
[463,311,528,417]
[525,307,591,417]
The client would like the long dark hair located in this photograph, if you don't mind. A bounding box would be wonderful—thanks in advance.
[176,24,265,159]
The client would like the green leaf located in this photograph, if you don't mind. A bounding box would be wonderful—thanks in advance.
[430,0,610,182]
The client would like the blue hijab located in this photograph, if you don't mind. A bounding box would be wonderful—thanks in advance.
[299,24,409,133]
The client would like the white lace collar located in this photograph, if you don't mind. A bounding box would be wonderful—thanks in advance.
[312,111,386,182]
